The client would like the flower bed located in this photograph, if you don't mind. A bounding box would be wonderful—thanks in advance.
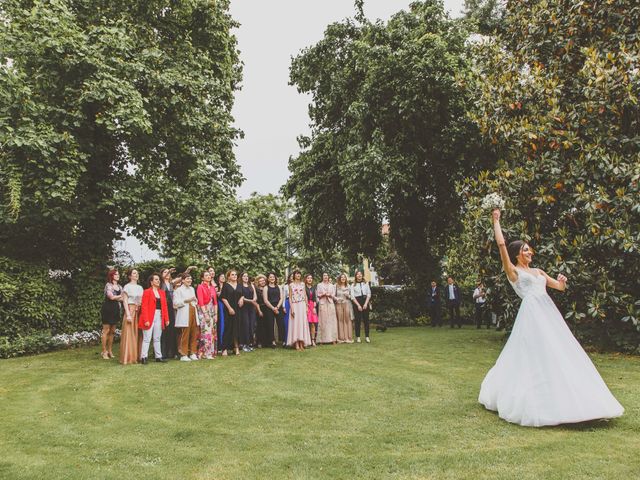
[0,330,120,359]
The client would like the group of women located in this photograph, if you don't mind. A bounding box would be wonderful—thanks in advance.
[100,266,373,364]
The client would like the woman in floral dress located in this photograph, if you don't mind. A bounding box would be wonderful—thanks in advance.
[196,270,218,359]
[100,269,123,359]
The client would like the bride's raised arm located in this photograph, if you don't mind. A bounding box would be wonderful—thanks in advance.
[492,209,518,283]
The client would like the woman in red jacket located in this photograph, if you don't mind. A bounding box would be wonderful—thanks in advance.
[138,273,170,364]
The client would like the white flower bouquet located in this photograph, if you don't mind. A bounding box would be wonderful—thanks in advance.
[481,192,505,211]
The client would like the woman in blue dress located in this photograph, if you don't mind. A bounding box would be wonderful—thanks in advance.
[216,272,226,351]
[282,273,293,347]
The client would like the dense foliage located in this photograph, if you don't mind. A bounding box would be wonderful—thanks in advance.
[0,255,114,338]
[463,0,506,35]
[285,0,495,283]
[452,0,640,352]
[374,237,413,285]
[0,258,65,338]
[0,0,242,269]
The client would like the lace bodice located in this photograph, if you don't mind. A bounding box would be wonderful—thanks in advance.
[508,268,547,299]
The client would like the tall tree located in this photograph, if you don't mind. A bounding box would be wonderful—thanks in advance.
[456,0,640,350]
[0,0,242,268]
[286,0,494,282]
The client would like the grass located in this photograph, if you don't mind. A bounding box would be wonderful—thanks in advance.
[0,327,638,480]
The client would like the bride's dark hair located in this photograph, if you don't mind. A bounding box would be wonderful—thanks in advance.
[508,240,526,266]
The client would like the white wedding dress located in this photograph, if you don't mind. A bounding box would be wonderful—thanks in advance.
[478,268,624,427]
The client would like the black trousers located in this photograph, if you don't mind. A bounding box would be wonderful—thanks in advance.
[238,306,257,345]
[475,303,490,328]
[261,307,277,346]
[354,295,370,338]
[274,308,285,343]
[447,301,461,328]
[430,303,442,326]
[222,313,239,351]
[160,307,178,359]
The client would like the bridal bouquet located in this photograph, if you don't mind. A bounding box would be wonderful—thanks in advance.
[481,192,505,211]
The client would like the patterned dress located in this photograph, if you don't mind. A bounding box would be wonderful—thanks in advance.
[286,282,311,346]
[101,283,122,325]
[197,282,218,358]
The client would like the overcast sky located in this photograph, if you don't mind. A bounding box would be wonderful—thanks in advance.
[123,0,466,260]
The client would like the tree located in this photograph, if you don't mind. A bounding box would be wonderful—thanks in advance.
[455,0,640,351]
[463,0,506,35]
[374,235,412,285]
[213,194,290,276]
[0,0,242,269]
[286,0,495,284]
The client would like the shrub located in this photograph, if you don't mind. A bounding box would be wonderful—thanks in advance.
[370,287,426,326]
[370,286,479,327]
[0,329,117,359]
[62,271,106,333]
[0,257,65,338]
[0,333,56,358]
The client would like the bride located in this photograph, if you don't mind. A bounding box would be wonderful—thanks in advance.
[478,208,624,427]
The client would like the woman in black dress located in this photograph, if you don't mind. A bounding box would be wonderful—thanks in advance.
[160,268,178,359]
[238,272,258,352]
[262,272,282,348]
[254,274,267,348]
[220,269,243,356]
[101,268,123,360]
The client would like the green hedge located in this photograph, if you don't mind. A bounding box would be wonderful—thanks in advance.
[0,257,66,338]
[0,257,207,340]
[0,257,108,339]
[0,333,56,358]
[370,286,478,327]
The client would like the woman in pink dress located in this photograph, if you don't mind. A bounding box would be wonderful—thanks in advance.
[304,273,319,346]
[287,270,311,351]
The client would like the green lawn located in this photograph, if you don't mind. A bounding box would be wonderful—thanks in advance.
[0,327,638,480]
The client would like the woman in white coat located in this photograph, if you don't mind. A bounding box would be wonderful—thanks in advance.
[174,273,200,362]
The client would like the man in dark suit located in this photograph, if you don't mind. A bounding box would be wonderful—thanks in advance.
[444,276,462,328]
[428,280,442,327]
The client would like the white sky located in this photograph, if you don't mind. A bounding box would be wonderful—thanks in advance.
[123,0,466,260]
